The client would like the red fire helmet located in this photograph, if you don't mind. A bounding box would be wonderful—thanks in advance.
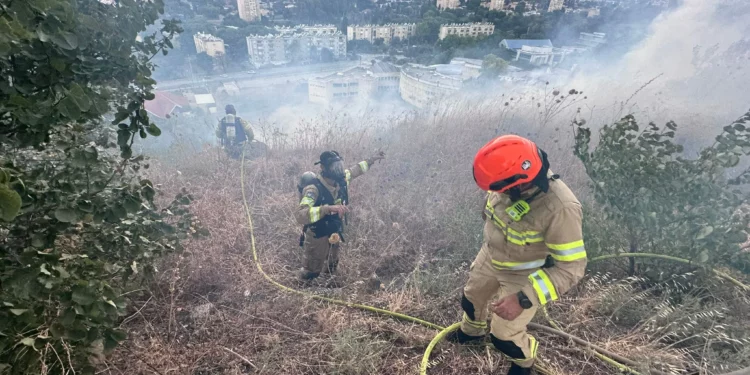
[472,135,543,192]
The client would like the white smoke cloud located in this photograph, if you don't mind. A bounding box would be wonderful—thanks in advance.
[570,0,750,128]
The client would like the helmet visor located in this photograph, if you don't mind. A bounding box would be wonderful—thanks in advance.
[488,174,529,192]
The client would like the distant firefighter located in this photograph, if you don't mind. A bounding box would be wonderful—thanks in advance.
[447,135,587,375]
[295,150,385,281]
[217,104,254,158]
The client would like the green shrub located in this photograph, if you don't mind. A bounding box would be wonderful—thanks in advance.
[574,111,750,270]
[0,1,201,373]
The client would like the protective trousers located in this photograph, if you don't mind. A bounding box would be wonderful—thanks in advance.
[302,230,340,278]
[461,249,539,368]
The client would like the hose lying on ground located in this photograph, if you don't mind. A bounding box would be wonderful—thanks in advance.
[240,148,749,375]
[420,254,750,375]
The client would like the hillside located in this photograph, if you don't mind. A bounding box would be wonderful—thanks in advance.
[105,104,750,375]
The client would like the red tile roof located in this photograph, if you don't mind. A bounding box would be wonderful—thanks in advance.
[144,91,189,119]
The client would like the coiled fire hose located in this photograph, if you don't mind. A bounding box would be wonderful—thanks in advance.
[240,148,750,375]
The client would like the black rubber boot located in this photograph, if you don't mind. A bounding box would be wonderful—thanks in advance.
[506,363,532,375]
[298,270,320,281]
[445,328,484,344]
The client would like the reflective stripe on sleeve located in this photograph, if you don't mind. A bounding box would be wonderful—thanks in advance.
[492,259,546,271]
[358,161,369,173]
[462,313,487,329]
[309,207,322,223]
[529,269,558,305]
[529,335,538,359]
[546,240,587,261]
[345,170,352,184]
[299,197,314,207]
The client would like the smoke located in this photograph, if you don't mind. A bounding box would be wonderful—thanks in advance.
[569,0,750,128]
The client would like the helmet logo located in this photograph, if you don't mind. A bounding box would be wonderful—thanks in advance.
[521,160,532,170]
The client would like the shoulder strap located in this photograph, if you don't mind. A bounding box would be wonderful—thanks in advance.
[312,179,335,206]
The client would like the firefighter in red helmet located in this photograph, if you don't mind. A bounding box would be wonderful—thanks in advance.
[447,135,587,375]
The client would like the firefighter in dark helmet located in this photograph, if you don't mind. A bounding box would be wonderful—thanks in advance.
[295,150,385,280]
[217,104,254,157]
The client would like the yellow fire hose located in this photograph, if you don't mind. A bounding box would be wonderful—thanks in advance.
[240,148,749,375]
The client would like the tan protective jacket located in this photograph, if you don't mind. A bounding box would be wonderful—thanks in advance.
[482,175,587,306]
[295,160,371,226]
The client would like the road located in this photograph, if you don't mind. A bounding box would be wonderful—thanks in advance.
[156,61,359,91]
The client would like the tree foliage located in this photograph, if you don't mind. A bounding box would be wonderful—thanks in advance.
[195,52,215,73]
[481,54,509,78]
[0,0,203,373]
[574,111,750,272]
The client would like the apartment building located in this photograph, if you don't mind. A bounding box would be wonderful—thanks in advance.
[400,64,471,108]
[548,0,564,12]
[393,24,417,40]
[193,33,226,57]
[438,23,495,40]
[238,0,261,22]
[436,0,460,10]
[276,24,338,36]
[246,32,347,66]
[309,62,400,105]
[488,0,504,11]
[246,36,286,66]
[346,24,417,44]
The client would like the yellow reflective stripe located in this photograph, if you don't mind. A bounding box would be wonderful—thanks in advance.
[492,259,546,271]
[529,335,538,358]
[358,161,369,173]
[299,197,314,207]
[522,231,544,243]
[546,240,587,261]
[546,240,584,250]
[462,313,486,328]
[345,170,352,184]
[508,336,538,363]
[485,197,545,245]
[529,270,558,305]
[309,207,322,223]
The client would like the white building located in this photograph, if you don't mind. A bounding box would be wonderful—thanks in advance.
[191,93,217,113]
[449,58,483,79]
[399,64,469,108]
[309,62,400,105]
[347,24,417,44]
[439,23,495,40]
[500,39,553,51]
[436,0,460,10]
[488,0,504,11]
[193,33,226,57]
[500,39,567,66]
[548,0,564,12]
[246,32,347,66]
[515,45,568,66]
[276,24,338,36]
[393,24,417,40]
[238,0,261,22]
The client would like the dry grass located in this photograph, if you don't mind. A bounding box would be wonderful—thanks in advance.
[103,97,750,375]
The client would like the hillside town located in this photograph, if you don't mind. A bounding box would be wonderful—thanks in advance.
[146,0,674,118]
